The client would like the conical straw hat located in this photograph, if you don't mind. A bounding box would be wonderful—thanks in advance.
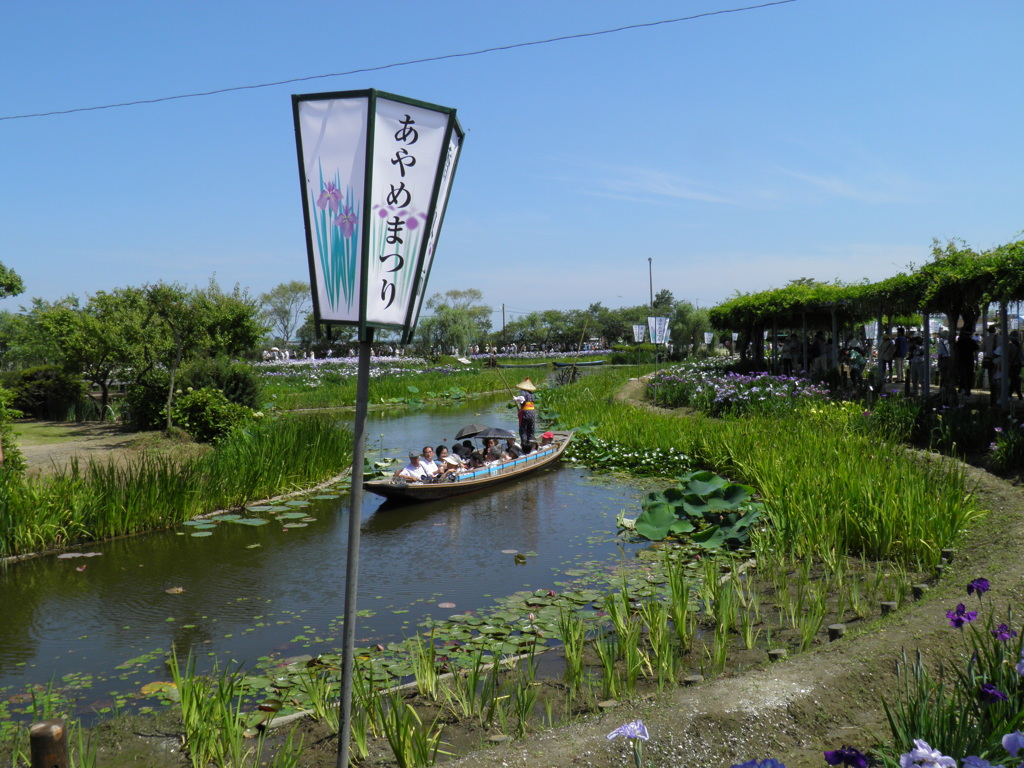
[516,378,537,391]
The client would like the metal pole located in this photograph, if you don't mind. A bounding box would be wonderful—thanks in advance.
[648,258,653,309]
[336,330,373,768]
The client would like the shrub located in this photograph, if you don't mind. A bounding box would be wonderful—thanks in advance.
[0,384,25,474]
[123,368,170,431]
[178,356,263,409]
[168,387,253,443]
[7,365,85,420]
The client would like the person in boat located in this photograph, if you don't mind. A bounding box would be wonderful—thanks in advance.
[504,436,523,459]
[436,445,464,471]
[513,378,538,447]
[522,440,538,455]
[540,431,555,447]
[420,446,440,478]
[395,452,431,482]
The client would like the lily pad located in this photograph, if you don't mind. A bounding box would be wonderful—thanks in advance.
[231,518,270,526]
[190,531,214,538]
[278,511,309,519]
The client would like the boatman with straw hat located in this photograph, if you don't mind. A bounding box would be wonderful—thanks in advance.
[513,378,538,448]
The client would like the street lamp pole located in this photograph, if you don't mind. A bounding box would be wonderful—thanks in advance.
[648,257,653,309]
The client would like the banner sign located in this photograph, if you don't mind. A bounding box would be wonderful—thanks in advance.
[704,332,714,345]
[632,324,646,343]
[647,316,669,345]
[293,89,463,342]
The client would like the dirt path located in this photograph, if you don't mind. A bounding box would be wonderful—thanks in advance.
[444,391,1024,768]
[16,422,162,477]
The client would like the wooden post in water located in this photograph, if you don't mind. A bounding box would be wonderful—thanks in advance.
[30,720,69,768]
[336,330,373,768]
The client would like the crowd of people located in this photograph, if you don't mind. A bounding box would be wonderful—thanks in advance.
[393,432,556,484]
[758,324,1023,400]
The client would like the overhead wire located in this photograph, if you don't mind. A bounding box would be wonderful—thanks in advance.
[0,0,797,122]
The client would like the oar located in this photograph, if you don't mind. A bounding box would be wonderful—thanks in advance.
[493,364,517,398]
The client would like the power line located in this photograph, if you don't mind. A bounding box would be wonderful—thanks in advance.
[0,0,797,122]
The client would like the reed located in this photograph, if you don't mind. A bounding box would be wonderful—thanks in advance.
[378,690,447,768]
[665,550,694,651]
[556,607,587,692]
[295,667,340,731]
[168,649,250,768]
[411,630,441,702]
[594,631,620,700]
[0,414,352,557]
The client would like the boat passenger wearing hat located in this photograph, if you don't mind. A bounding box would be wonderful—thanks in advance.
[395,452,430,482]
[512,377,538,447]
[540,431,555,447]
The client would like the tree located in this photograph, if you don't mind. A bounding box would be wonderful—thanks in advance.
[652,289,675,313]
[418,289,492,354]
[34,289,146,419]
[261,281,311,344]
[669,301,711,358]
[0,261,24,300]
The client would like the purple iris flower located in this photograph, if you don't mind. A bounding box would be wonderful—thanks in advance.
[961,757,994,768]
[991,623,1018,642]
[731,761,786,768]
[1016,651,1024,676]
[825,746,869,768]
[333,206,358,238]
[967,578,990,597]
[316,181,341,213]
[947,603,978,628]
[1004,731,1024,757]
[979,683,1008,703]
[606,720,649,741]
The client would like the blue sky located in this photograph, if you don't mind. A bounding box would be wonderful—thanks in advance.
[2,1,1022,326]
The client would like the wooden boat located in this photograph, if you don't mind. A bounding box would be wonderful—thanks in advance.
[495,362,550,369]
[553,360,605,367]
[364,430,574,503]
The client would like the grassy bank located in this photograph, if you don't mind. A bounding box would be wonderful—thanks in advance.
[546,368,979,566]
[0,414,353,559]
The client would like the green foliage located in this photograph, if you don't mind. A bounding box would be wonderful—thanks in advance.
[179,356,263,409]
[6,365,85,420]
[544,368,979,565]
[880,587,1024,766]
[0,413,352,557]
[0,260,24,299]
[0,384,25,474]
[631,470,763,547]
[260,280,310,344]
[123,368,170,430]
[169,387,253,443]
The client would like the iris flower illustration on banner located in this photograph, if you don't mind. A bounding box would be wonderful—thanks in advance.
[334,206,358,239]
[311,167,359,314]
[316,180,342,214]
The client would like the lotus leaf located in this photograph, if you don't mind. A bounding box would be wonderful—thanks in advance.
[190,531,213,537]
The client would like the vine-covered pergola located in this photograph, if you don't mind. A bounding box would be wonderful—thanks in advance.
[708,238,1024,405]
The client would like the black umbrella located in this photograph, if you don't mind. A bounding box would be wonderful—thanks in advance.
[472,427,518,440]
[454,423,490,440]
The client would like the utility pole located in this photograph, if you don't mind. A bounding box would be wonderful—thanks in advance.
[648,257,653,309]
[502,303,506,345]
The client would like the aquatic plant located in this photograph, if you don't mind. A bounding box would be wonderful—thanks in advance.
[624,470,764,547]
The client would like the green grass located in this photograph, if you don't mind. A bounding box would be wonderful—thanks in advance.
[546,368,980,566]
[10,421,83,446]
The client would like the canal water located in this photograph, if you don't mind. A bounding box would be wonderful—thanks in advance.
[0,394,654,714]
